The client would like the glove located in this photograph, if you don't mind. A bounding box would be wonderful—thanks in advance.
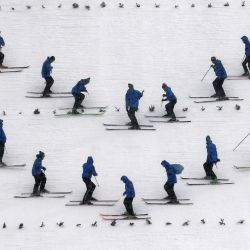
[142,90,144,95]
[126,107,129,112]
[123,192,126,196]
[42,167,46,171]
[216,159,220,162]
[211,65,214,68]
[162,94,166,97]
[161,99,165,102]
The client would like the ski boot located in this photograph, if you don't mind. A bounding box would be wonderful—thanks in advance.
[32,191,41,197]
[210,93,218,98]
[126,122,132,126]
[72,109,80,114]
[210,178,218,184]
[168,117,177,122]
[0,162,6,167]
[90,197,98,201]
[241,71,249,76]
[163,113,171,117]
[167,199,179,204]
[40,189,50,194]
[79,200,93,205]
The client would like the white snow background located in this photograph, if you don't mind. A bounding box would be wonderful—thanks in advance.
[0,0,250,249]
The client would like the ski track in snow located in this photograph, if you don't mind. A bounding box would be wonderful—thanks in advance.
[0,0,250,249]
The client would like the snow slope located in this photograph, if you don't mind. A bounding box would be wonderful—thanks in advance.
[0,0,250,249]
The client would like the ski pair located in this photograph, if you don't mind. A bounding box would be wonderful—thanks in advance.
[0,164,26,168]
[101,213,150,220]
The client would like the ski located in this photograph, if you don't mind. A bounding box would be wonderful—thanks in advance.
[27,91,71,95]
[100,213,148,217]
[5,66,30,69]
[14,195,65,198]
[149,120,191,123]
[25,95,73,99]
[65,203,115,206]
[142,198,190,201]
[145,115,186,118]
[70,199,118,202]
[0,164,26,168]
[103,123,153,127]
[227,78,249,80]
[194,98,243,103]
[0,70,22,73]
[187,182,234,185]
[102,216,151,221]
[233,165,250,169]
[189,96,239,99]
[106,128,156,131]
[59,106,108,110]
[21,191,72,195]
[145,201,193,205]
[181,177,229,181]
[55,112,105,117]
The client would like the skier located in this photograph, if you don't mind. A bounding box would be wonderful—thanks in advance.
[32,151,48,195]
[125,83,144,130]
[241,36,250,77]
[0,31,5,67]
[0,119,7,166]
[203,136,220,181]
[210,57,227,99]
[121,176,135,216]
[161,160,178,203]
[161,83,177,121]
[80,156,98,205]
[71,78,90,114]
[41,56,55,96]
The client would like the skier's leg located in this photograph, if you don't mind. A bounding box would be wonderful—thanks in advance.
[127,198,135,216]
[43,77,54,96]
[242,57,249,75]
[217,79,226,97]
[85,180,96,201]
[164,182,176,200]
[0,142,5,163]
[212,78,219,96]
[0,52,4,65]
[128,108,139,128]
[33,176,41,194]
[39,174,47,191]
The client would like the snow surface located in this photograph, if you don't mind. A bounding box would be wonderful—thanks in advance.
[1,0,250,249]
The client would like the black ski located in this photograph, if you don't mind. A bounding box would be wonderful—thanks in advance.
[187,182,234,185]
[21,191,72,195]
[100,213,148,217]
[25,95,73,99]
[189,96,239,99]
[103,123,153,127]
[102,216,151,221]
[149,120,191,123]
[5,66,30,69]
[233,165,250,169]
[145,115,186,118]
[142,198,190,201]
[181,177,229,181]
[0,70,22,73]
[106,128,156,131]
[70,199,118,202]
[0,164,26,168]
[55,112,105,117]
[27,91,71,95]
[194,98,243,103]
[65,203,115,206]
[14,195,65,198]
[59,106,108,110]
[145,201,193,205]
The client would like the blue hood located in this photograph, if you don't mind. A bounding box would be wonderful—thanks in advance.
[121,175,129,183]
[161,160,170,170]
[242,36,250,44]
[87,156,93,165]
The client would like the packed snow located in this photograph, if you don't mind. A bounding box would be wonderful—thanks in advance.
[0,0,250,249]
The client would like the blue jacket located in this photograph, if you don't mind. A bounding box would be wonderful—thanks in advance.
[82,156,97,179]
[32,158,44,176]
[0,122,6,143]
[206,140,218,163]
[41,58,53,78]
[0,36,5,48]
[121,176,135,198]
[161,160,177,184]
[125,89,143,109]
[163,86,177,102]
[71,79,88,96]
[241,36,250,56]
[212,60,227,79]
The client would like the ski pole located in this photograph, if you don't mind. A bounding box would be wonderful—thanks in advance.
[233,132,250,151]
[201,66,212,82]
[94,176,99,187]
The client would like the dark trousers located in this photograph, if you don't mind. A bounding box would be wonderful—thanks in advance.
[203,162,217,179]
[242,56,250,73]
[0,142,5,162]
[73,93,85,110]
[43,76,54,95]
[212,77,226,97]
[82,177,96,202]
[165,101,176,118]
[124,197,135,215]
[164,182,177,200]
[0,52,4,65]
[127,107,139,127]
[33,173,47,194]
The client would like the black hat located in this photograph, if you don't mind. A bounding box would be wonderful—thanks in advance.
[37,151,45,159]
[128,83,134,88]
[211,56,216,62]
[50,56,55,62]
[162,83,167,88]
[206,135,211,142]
